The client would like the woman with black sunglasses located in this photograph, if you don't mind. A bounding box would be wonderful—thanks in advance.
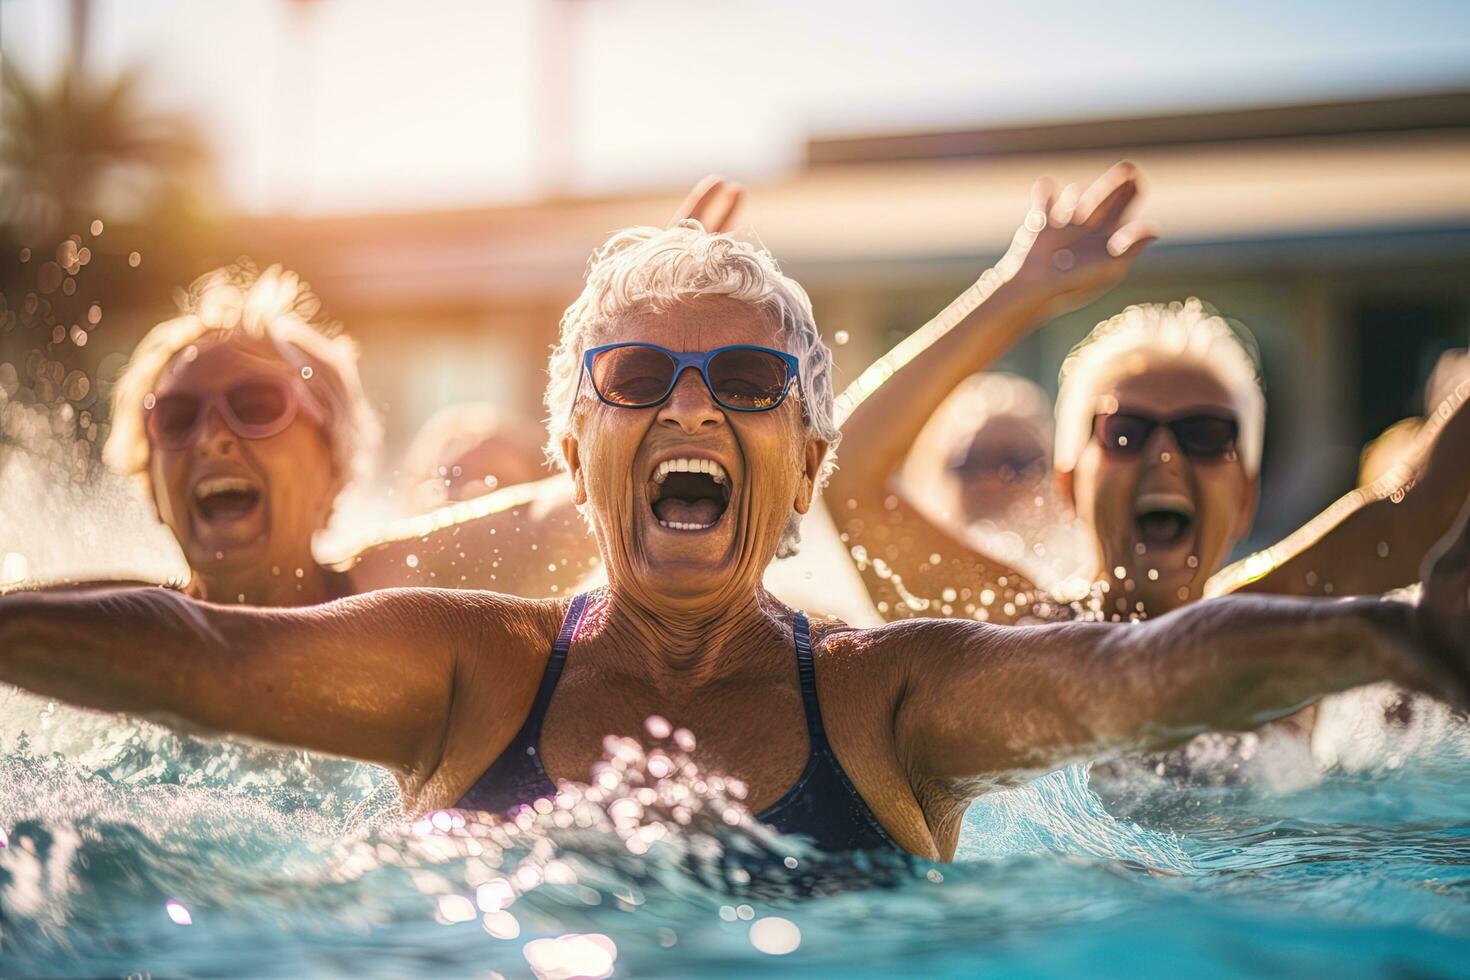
[5,220,1469,860]
[828,171,1470,628]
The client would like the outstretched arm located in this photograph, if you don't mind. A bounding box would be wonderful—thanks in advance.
[0,585,531,785]
[896,500,1470,788]
[338,477,597,597]
[828,162,1157,622]
[1212,377,1470,599]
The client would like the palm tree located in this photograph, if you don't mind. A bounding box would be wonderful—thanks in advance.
[0,60,212,242]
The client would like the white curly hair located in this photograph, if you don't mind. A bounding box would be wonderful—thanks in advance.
[104,261,380,503]
[544,221,838,558]
[1053,298,1266,476]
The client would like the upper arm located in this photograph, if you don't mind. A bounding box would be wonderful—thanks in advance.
[2,585,537,782]
[889,619,1124,786]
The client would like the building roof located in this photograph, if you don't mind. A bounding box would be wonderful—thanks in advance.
[236,89,1470,307]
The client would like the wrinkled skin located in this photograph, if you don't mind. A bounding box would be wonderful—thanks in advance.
[563,296,825,610]
[1063,365,1257,615]
[147,337,344,605]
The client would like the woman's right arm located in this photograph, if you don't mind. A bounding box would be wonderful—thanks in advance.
[0,585,538,784]
[827,163,1157,622]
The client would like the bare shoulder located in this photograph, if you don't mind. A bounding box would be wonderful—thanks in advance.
[812,614,1020,692]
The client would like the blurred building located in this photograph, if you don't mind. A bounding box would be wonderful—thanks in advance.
[219,88,1470,545]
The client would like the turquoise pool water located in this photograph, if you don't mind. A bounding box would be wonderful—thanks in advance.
[2,684,1467,978]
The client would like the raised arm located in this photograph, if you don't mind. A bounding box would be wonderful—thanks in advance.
[827,162,1158,622]
[0,585,535,789]
[895,499,1470,790]
[1211,376,1470,599]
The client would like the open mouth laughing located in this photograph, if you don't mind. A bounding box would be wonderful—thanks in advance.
[192,474,264,525]
[1133,492,1194,548]
[648,457,732,532]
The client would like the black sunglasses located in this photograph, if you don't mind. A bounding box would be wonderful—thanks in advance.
[1091,411,1239,459]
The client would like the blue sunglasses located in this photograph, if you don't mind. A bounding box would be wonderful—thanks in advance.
[575,342,801,415]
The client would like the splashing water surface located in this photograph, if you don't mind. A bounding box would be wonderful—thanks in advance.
[3,450,1470,977]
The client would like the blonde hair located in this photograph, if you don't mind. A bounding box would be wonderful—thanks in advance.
[104,261,379,499]
[1053,299,1265,475]
[544,221,837,557]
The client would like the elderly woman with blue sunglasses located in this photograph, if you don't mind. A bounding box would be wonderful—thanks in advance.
[5,220,1469,860]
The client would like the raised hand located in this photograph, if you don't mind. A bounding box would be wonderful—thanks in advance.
[673,175,746,234]
[1003,161,1159,316]
[1411,495,1470,707]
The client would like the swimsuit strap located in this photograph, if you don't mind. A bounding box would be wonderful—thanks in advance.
[525,592,590,734]
[791,612,827,741]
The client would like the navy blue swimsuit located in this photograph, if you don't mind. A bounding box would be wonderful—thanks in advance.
[455,593,901,853]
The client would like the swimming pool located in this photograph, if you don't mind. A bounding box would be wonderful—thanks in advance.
[2,683,1467,978]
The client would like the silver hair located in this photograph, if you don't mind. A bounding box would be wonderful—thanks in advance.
[543,221,838,558]
[1053,298,1266,476]
[105,261,380,504]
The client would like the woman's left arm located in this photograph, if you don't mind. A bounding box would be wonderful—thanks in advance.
[894,501,1470,785]
[1212,379,1470,599]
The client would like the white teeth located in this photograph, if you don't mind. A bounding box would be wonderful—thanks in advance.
[653,457,728,485]
[194,476,255,500]
[1134,492,1195,517]
[658,520,716,531]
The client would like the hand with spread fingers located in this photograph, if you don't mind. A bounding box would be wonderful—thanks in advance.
[1005,161,1160,315]
[673,174,746,233]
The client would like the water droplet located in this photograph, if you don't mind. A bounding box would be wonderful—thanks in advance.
[834,329,850,345]
[90,219,104,236]
[406,554,419,568]
[37,262,62,294]
[62,276,77,295]
[143,392,157,410]
[18,247,30,262]
[1376,540,1390,558]
[294,567,305,578]
[300,365,313,380]
[1147,568,1159,581]
[165,900,193,926]
[62,370,90,401]
[129,251,142,267]
[70,325,88,347]
[482,910,520,939]
[1113,566,1126,579]
[749,917,801,955]
[87,304,102,324]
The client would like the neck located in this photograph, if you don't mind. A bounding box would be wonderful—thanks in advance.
[197,556,337,607]
[598,581,789,685]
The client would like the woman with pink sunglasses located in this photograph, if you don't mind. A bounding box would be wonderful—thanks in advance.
[102,261,378,606]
